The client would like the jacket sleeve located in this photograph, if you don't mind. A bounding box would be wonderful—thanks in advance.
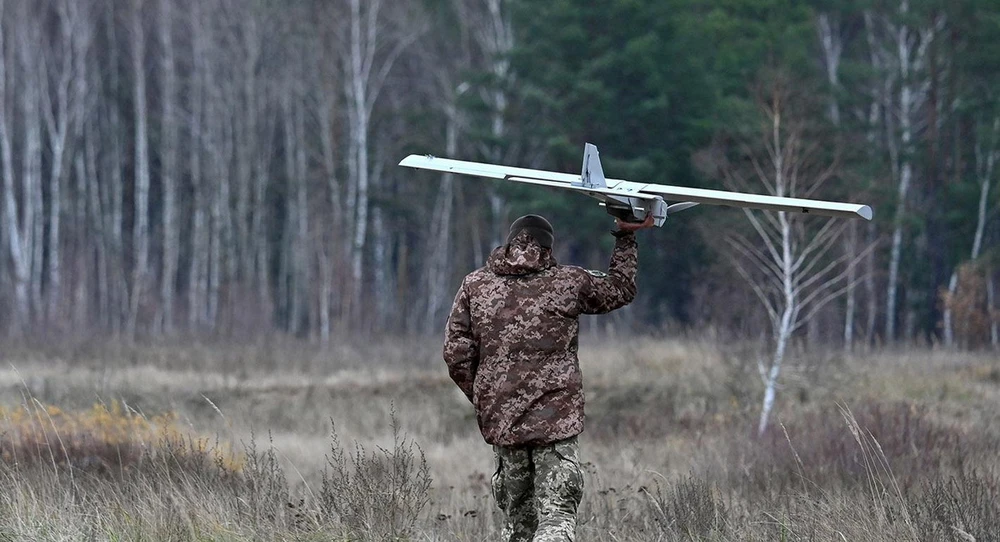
[443,281,479,402]
[578,231,639,314]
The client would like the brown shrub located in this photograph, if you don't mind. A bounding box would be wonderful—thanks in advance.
[734,401,972,496]
[0,400,241,475]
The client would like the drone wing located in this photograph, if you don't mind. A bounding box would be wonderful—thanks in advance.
[399,146,873,222]
[398,155,579,185]
[631,181,873,221]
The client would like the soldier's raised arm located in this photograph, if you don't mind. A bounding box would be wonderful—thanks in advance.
[578,215,653,314]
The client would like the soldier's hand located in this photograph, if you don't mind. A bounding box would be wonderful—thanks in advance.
[615,214,655,232]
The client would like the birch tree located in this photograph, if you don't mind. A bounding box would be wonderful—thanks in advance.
[817,9,862,349]
[340,0,423,326]
[869,1,943,341]
[187,0,208,328]
[19,8,46,319]
[38,0,91,322]
[157,0,178,333]
[126,0,151,336]
[724,76,869,435]
[0,0,33,330]
[316,24,342,343]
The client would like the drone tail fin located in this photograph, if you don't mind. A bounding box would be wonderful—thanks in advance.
[579,143,607,189]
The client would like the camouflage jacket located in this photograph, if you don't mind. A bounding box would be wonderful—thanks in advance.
[444,230,638,446]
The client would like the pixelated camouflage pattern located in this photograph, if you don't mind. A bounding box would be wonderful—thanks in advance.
[444,230,638,446]
[492,436,583,542]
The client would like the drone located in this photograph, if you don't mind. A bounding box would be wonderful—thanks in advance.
[398,143,873,226]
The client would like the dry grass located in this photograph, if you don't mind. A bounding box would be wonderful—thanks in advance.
[0,335,997,540]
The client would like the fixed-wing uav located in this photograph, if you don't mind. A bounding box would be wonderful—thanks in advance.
[398,143,873,226]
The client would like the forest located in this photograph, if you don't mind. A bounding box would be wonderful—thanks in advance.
[0,0,998,349]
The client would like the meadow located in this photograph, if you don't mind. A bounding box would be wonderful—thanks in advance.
[0,335,997,541]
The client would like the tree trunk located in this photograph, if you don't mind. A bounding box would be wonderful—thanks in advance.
[844,221,857,350]
[817,13,843,126]
[128,0,151,337]
[318,87,341,342]
[23,51,43,323]
[0,3,31,330]
[102,3,126,334]
[187,3,207,328]
[884,0,938,343]
[158,0,178,334]
[345,0,372,327]
[758,210,796,436]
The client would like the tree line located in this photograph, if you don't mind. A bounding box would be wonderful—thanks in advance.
[0,0,997,349]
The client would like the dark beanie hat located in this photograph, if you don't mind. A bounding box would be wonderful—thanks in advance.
[506,214,554,249]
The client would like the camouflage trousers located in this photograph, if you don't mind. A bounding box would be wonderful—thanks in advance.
[491,436,584,542]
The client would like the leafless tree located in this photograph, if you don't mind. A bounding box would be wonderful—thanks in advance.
[724,76,873,434]
[867,2,944,341]
[127,0,151,336]
[157,0,178,333]
[0,0,32,331]
[339,0,424,326]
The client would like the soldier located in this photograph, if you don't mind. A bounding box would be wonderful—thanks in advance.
[444,213,653,541]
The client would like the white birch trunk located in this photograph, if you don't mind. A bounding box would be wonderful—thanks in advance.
[817,13,843,126]
[342,0,417,327]
[345,0,372,324]
[40,15,69,323]
[817,12,855,349]
[128,1,151,336]
[346,0,380,322]
[158,0,178,333]
[187,3,207,328]
[883,0,939,342]
[103,4,126,333]
[844,221,857,349]
[0,1,31,329]
[22,42,44,319]
[38,0,90,324]
[758,109,794,436]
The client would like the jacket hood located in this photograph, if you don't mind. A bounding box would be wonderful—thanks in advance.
[488,231,556,276]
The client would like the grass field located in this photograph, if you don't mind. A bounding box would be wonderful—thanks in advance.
[0,336,997,541]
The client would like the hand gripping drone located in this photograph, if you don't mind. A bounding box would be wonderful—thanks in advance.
[399,143,873,226]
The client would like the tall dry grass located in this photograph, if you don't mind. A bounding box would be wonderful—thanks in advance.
[0,336,996,540]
